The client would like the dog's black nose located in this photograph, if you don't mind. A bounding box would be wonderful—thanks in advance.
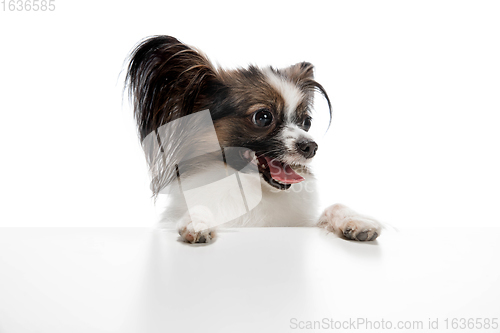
[296,140,318,159]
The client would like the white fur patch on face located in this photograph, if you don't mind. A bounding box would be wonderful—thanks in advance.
[263,68,304,122]
[280,124,314,165]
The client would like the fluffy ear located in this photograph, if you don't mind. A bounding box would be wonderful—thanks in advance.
[126,35,222,141]
[281,61,332,125]
[280,61,315,82]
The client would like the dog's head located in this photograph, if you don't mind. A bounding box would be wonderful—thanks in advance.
[126,36,331,193]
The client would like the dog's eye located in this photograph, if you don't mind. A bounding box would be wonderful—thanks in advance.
[302,116,312,131]
[252,109,273,127]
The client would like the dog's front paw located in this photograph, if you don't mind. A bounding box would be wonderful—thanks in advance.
[340,219,380,241]
[178,222,216,243]
[318,203,381,242]
[177,206,217,244]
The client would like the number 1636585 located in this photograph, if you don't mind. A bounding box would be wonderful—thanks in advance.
[2,0,55,11]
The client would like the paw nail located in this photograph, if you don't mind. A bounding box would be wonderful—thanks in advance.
[343,229,354,239]
[369,232,379,241]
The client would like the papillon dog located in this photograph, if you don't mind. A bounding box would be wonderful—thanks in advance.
[126,35,382,243]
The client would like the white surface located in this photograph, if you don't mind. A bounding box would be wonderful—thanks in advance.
[0,227,498,333]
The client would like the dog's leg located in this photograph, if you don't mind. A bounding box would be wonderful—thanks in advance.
[177,206,217,244]
[318,203,381,241]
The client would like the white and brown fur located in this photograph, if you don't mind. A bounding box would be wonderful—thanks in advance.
[126,35,382,243]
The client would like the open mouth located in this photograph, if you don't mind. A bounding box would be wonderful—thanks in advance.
[256,156,305,190]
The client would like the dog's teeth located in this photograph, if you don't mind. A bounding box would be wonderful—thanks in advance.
[273,179,284,185]
[261,164,266,169]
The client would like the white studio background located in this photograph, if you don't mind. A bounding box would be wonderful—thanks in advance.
[0,0,499,228]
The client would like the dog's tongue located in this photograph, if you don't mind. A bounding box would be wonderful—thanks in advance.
[264,157,305,184]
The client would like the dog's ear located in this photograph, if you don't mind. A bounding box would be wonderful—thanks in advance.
[280,61,332,126]
[126,35,223,141]
[280,61,315,83]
